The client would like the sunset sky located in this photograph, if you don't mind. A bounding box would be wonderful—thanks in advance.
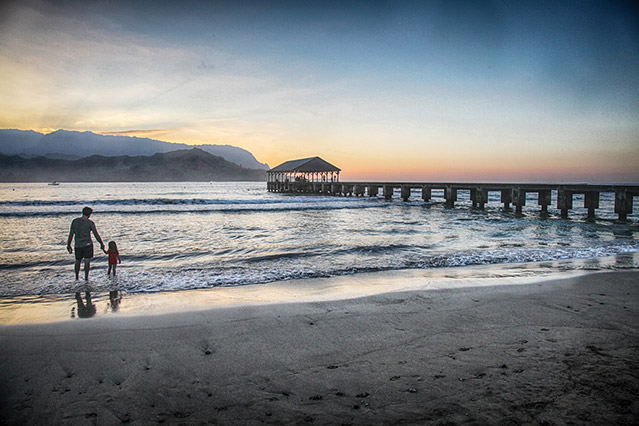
[1,0,638,182]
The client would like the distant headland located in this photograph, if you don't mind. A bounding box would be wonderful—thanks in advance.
[0,129,269,170]
[0,128,268,182]
[0,148,266,182]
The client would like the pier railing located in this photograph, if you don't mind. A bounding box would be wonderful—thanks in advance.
[267,181,639,220]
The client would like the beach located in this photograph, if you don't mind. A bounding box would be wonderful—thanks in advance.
[1,270,638,425]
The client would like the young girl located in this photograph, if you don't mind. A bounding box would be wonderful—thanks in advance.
[104,241,121,276]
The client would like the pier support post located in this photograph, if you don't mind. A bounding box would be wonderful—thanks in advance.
[501,189,512,210]
[557,190,573,218]
[368,185,378,197]
[538,190,551,213]
[615,189,632,220]
[331,183,341,196]
[422,187,431,202]
[470,189,477,208]
[384,185,394,200]
[584,192,599,218]
[475,188,487,209]
[513,188,526,214]
[354,185,364,196]
[445,186,457,207]
[343,184,353,196]
[401,186,411,202]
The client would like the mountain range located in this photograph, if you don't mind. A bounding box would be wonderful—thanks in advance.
[0,148,266,182]
[0,129,269,170]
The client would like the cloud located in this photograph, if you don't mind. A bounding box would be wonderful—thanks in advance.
[98,129,170,137]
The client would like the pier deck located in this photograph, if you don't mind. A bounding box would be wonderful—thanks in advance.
[267,181,639,220]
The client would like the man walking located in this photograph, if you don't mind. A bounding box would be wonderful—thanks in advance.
[67,207,105,280]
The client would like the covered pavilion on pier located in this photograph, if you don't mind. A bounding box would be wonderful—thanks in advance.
[267,157,340,184]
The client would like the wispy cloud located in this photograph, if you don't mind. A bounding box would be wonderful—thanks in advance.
[98,129,171,137]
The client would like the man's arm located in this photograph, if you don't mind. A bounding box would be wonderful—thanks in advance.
[67,223,75,253]
[91,223,105,249]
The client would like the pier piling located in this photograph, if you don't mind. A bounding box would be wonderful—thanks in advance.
[557,190,573,218]
[473,188,488,209]
[422,187,431,202]
[401,186,411,202]
[344,184,354,196]
[445,186,457,207]
[615,189,633,221]
[501,189,512,210]
[513,188,526,214]
[538,190,552,213]
[584,192,599,218]
[384,185,394,200]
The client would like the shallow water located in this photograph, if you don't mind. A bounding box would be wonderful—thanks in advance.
[0,182,638,297]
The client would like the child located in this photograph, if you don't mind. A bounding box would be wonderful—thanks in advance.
[104,241,121,276]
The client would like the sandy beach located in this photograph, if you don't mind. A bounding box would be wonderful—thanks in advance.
[1,270,638,425]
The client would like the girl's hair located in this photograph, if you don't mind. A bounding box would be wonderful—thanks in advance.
[108,241,118,251]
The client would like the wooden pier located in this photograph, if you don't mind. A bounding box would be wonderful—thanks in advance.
[266,157,638,220]
[267,181,639,220]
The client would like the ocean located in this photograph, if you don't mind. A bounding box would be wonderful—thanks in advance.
[0,181,638,298]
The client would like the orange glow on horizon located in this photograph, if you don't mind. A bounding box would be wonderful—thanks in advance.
[331,157,639,184]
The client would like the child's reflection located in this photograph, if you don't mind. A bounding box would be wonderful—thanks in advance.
[109,290,123,312]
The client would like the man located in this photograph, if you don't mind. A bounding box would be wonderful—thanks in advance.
[67,207,105,280]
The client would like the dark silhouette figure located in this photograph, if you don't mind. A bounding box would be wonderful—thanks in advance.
[67,207,105,280]
[74,291,97,318]
[104,241,122,276]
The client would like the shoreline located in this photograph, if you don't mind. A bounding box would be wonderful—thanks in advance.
[1,254,638,325]
[1,270,638,425]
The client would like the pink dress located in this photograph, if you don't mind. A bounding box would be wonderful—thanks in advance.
[107,249,119,265]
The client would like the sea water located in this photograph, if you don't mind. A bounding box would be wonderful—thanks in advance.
[0,181,638,297]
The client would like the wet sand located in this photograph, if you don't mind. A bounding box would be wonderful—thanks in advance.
[1,270,638,425]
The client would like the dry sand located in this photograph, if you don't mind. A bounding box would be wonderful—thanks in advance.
[1,270,638,425]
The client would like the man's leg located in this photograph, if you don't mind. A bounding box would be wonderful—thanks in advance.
[84,259,91,280]
[74,259,81,280]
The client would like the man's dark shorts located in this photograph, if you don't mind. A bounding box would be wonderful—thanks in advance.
[75,245,94,261]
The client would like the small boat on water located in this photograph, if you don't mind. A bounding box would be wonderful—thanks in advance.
[48,181,60,186]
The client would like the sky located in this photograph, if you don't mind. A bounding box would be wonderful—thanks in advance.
[1,0,638,182]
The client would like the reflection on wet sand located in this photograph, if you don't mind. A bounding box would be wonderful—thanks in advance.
[109,290,122,312]
[73,291,96,319]
[70,290,124,319]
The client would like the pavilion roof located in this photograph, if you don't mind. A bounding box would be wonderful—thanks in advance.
[268,157,340,173]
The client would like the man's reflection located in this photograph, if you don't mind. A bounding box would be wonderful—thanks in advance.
[74,291,96,318]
